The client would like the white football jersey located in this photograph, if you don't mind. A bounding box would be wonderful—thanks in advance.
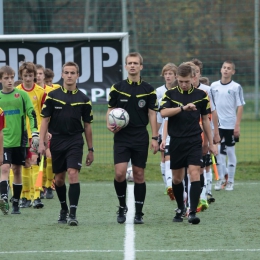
[156,84,168,100]
[210,80,245,129]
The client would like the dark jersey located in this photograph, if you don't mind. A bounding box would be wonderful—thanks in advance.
[41,86,93,138]
[108,78,158,141]
[160,86,210,138]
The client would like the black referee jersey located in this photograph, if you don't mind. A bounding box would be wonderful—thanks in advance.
[160,86,210,138]
[108,78,158,141]
[41,86,93,137]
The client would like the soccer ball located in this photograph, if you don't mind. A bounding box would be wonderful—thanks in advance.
[108,108,129,128]
[126,167,134,182]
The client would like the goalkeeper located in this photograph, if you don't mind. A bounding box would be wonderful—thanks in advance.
[0,66,38,214]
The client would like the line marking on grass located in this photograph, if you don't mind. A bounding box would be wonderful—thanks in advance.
[1,249,260,254]
[124,183,135,260]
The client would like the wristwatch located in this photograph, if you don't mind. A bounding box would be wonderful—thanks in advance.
[88,147,94,152]
[152,136,159,141]
[180,106,184,112]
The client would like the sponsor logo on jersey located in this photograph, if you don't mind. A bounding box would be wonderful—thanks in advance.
[4,109,20,115]
[138,99,146,108]
[120,99,128,102]
[33,96,37,100]
[14,93,20,98]
[54,106,62,109]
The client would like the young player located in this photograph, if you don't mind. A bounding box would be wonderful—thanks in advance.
[211,60,245,191]
[16,62,47,208]
[0,65,38,214]
[156,63,177,195]
[38,61,94,226]
[160,64,217,224]
[36,64,55,199]
[107,52,158,224]
[44,68,61,90]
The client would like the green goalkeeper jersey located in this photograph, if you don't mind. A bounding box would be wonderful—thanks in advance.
[0,88,38,147]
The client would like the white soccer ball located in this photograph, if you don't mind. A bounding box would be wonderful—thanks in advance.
[108,108,129,128]
[126,167,134,182]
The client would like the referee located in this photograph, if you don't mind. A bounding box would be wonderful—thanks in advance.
[106,52,159,224]
[38,61,94,226]
[160,64,217,225]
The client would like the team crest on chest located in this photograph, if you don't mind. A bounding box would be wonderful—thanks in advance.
[138,99,146,108]
[33,95,37,100]
[14,93,20,98]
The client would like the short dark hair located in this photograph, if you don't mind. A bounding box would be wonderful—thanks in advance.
[223,60,235,70]
[0,65,15,79]
[14,80,23,87]
[44,68,54,79]
[199,77,210,86]
[36,64,45,71]
[62,62,79,73]
[125,52,143,65]
[177,64,193,77]
[191,58,203,74]
[19,62,37,78]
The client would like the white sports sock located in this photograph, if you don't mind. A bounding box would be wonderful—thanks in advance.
[200,171,207,201]
[160,162,167,188]
[226,146,237,183]
[187,174,191,208]
[206,169,213,194]
[164,160,172,187]
[216,146,225,180]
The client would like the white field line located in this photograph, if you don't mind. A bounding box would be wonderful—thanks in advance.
[124,184,135,260]
[1,249,260,254]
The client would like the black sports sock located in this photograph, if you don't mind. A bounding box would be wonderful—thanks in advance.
[0,181,8,199]
[190,181,201,212]
[134,182,146,214]
[69,183,80,216]
[13,183,22,204]
[114,179,127,207]
[200,174,204,193]
[172,182,184,210]
[55,183,68,211]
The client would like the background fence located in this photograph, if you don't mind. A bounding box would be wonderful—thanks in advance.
[2,0,260,163]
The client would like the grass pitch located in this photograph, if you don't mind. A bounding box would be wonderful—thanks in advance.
[1,180,260,260]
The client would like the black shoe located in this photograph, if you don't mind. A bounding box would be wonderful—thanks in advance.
[45,187,54,199]
[68,214,78,226]
[188,211,200,224]
[173,208,184,222]
[134,212,144,224]
[40,190,45,199]
[32,198,44,209]
[20,198,32,208]
[11,203,21,214]
[117,206,128,224]
[207,193,215,204]
[58,209,69,224]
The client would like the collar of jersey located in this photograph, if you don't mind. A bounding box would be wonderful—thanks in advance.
[177,85,194,94]
[21,83,35,92]
[127,78,142,85]
[61,86,78,94]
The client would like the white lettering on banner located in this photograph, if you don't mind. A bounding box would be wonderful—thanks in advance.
[91,88,111,102]
[0,46,119,83]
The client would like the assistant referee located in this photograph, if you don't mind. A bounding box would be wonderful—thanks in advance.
[160,64,217,225]
[38,61,94,226]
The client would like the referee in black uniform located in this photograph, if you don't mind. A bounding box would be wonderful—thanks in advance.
[38,61,94,226]
[160,64,217,224]
[106,52,159,224]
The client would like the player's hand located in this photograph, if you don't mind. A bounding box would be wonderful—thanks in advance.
[86,152,94,166]
[107,124,122,133]
[30,132,40,153]
[160,140,166,151]
[209,144,218,156]
[38,142,46,156]
[184,103,197,111]
[234,125,240,138]
[47,132,52,140]
[150,139,159,154]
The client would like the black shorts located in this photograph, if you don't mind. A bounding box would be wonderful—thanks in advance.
[169,135,203,170]
[219,128,236,147]
[114,141,149,169]
[164,145,170,157]
[50,135,84,174]
[3,147,27,166]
